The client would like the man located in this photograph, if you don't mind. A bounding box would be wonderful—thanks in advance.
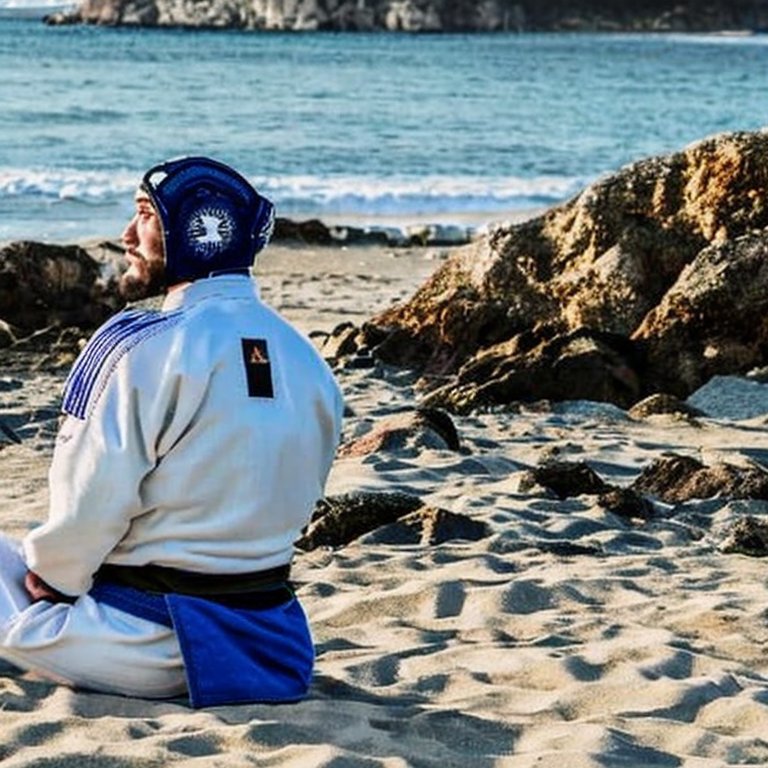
[0,157,344,707]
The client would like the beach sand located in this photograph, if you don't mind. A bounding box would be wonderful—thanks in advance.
[2,241,768,767]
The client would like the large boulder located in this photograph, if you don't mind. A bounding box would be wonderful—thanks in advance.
[361,131,768,410]
[633,233,768,397]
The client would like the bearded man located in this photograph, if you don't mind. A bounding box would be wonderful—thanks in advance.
[0,157,344,707]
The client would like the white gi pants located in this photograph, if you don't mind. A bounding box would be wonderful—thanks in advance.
[0,535,186,698]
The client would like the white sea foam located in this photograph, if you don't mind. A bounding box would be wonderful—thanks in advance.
[0,168,138,202]
[0,0,75,6]
[0,166,583,221]
[260,173,584,218]
[0,0,76,18]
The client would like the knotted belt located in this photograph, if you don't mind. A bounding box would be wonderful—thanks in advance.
[93,562,293,609]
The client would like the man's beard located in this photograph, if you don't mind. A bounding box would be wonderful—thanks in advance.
[119,253,167,302]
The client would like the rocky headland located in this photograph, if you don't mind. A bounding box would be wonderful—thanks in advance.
[49,0,768,33]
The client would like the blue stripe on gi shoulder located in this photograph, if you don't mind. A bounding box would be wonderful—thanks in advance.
[62,308,183,420]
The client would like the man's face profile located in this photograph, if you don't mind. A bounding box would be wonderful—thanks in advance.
[119,190,167,301]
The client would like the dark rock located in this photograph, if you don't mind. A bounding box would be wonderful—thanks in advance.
[272,217,334,245]
[633,233,768,398]
[297,491,425,550]
[271,217,405,247]
[367,506,490,545]
[718,516,768,557]
[631,455,704,503]
[598,487,656,521]
[343,353,377,369]
[338,407,460,457]
[404,223,473,247]
[632,453,768,503]
[0,240,123,338]
[520,460,610,499]
[319,322,364,363]
[422,327,642,413]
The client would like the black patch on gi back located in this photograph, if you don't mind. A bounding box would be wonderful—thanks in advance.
[241,338,274,398]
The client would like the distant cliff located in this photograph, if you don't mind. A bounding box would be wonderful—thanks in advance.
[52,1,768,33]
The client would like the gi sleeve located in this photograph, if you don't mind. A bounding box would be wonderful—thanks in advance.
[22,325,207,596]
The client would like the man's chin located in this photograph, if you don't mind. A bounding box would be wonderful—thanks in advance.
[119,274,167,302]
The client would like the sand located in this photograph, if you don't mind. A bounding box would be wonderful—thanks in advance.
[2,241,768,767]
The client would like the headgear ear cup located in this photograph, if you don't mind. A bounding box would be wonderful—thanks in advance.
[252,195,276,255]
[141,157,275,285]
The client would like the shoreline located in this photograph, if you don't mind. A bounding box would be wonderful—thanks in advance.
[0,208,546,253]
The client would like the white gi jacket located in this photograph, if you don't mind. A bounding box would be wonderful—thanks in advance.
[0,275,344,698]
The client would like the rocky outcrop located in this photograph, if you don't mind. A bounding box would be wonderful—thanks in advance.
[354,131,768,411]
[272,217,471,248]
[52,0,768,32]
[0,240,124,345]
[631,454,768,504]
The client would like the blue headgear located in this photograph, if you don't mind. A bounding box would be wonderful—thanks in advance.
[140,156,275,285]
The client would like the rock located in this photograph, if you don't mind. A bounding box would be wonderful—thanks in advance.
[297,491,485,550]
[718,515,768,557]
[360,131,768,410]
[367,506,490,545]
[296,491,424,550]
[421,327,642,413]
[272,217,334,245]
[0,240,123,339]
[338,407,460,457]
[519,460,610,499]
[404,223,474,247]
[628,393,704,420]
[633,233,768,398]
[597,487,656,521]
[686,375,768,420]
[319,322,365,363]
[271,218,422,247]
[631,453,768,504]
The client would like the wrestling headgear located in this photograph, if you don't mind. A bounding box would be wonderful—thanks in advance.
[141,156,275,285]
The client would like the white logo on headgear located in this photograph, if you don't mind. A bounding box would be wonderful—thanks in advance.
[187,205,236,259]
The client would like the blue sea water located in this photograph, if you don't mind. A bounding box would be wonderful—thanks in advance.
[2,19,768,242]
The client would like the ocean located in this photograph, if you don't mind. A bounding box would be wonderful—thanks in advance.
[2,19,768,243]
